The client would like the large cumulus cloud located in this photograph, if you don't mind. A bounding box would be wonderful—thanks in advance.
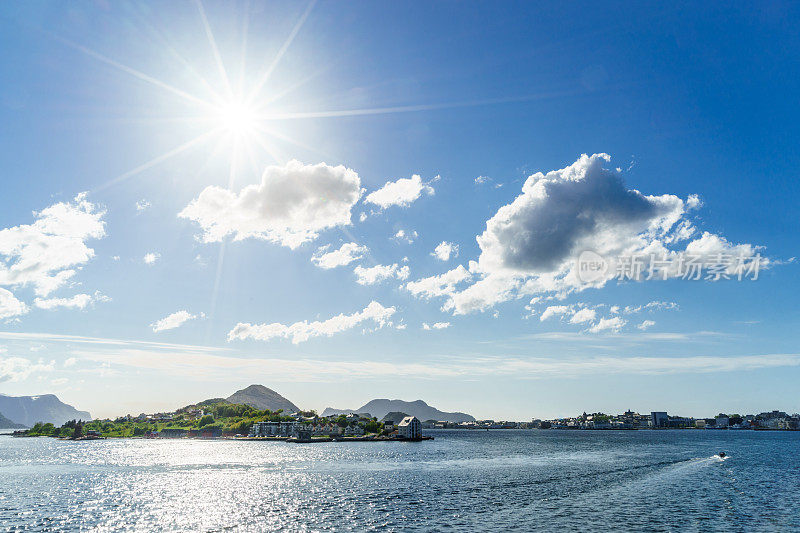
[179,160,362,249]
[407,153,763,315]
[476,153,684,274]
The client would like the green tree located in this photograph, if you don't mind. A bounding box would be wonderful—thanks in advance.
[364,420,381,433]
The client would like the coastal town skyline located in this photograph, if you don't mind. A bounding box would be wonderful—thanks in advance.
[1,2,799,421]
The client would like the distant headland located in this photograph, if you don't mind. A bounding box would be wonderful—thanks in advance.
[9,384,439,442]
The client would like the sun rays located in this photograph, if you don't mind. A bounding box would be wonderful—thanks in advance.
[59,0,318,194]
[60,0,577,196]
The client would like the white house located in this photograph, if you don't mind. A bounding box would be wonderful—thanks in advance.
[397,416,421,439]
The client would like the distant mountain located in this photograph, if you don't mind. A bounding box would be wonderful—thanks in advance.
[226,385,300,413]
[0,411,26,429]
[0,394,91,427]
[322,399,475,423]
[380,411,410,425]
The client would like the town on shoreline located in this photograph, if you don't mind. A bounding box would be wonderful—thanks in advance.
[440,409,800,431]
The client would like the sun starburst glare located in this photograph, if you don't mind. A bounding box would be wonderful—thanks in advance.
[215,100,258,137]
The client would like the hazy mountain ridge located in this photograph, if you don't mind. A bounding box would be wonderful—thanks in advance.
[225,385,300,413]
[0,411,26,429]
[0,394,91,427]
[322,399,475,423]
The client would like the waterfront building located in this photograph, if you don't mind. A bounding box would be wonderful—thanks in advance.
[249,421,297,437]
[651,412,668,428]
[397,416,422,439]
[668,417,694,428]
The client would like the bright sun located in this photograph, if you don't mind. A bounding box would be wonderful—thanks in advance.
[216,101,257,136]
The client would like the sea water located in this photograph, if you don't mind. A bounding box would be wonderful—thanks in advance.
[1,429,798,531]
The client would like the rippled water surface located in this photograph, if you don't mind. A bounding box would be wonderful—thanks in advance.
[1,430,798,531]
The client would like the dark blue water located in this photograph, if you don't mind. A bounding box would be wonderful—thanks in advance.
[1,430,798,531]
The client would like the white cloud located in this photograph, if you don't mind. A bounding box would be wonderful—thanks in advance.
[589,316,627,333]
[365,174,435,209]
[227,301,396,344]
[475,175,503,188]
[406,265,472,302]
[540,305,572,322]
[0,356,54,383]
[64,357,77,367]
[34,291,110,310]
[179,160,362,249]
[422,322,450,330]
[412,154,763,314]
[143,252,160,265]
[354,263,409,285]
[538,303,626,332]
[569,307,597,324]
[0,193,106,296]
[432,241,459,262]
[136,199,151,212]
[151,310,201,333]
[0,288,28,319]
[637,320,656,330]
[476,153,686,275]
[311,242,368,269]
[394,229,418,244]
[624,301,679,314]
[397,265,410,280]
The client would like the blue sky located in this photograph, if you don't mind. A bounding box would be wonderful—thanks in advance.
[0,1,798,420]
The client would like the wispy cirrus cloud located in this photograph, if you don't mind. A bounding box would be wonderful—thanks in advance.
[0,331,228,353]
[68,348,800,382]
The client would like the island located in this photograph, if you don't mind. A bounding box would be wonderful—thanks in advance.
[14,397,429,442]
